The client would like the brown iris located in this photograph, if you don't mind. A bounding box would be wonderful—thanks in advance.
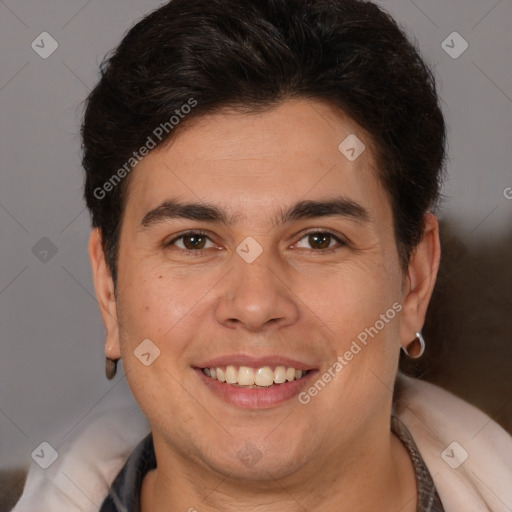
[182,234,207,250]
[308,233,332,250]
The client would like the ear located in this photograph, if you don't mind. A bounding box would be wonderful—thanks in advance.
[88,228,121,360]
[399,212,441,350]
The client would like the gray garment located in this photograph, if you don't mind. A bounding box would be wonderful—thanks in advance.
[391,415,445,512]
[99,416,445,512]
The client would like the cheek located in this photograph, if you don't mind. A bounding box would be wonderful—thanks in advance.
[114,270,200,411]
[302,263,398,340]
[310,265,402,398]
[115,261,219,357]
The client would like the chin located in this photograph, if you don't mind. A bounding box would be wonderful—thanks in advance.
[203,437,310,482]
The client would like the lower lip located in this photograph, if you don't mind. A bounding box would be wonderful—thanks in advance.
[195,368,317,409]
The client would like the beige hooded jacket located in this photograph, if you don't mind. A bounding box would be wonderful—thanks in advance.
[12,374,512,511]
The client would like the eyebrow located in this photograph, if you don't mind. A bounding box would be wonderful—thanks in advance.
[139,196,371,229]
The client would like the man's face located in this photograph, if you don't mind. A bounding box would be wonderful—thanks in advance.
[113,99,406,479]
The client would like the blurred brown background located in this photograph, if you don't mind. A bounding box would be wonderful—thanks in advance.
[401,220,512,434]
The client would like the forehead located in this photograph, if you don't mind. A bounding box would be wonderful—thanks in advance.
[123,99,390,226]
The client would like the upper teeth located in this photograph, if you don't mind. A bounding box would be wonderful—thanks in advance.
[203,365,306,387]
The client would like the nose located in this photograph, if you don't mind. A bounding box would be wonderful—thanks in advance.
[214,248,300,333]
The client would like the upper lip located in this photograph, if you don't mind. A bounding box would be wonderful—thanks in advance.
[195,354,316,371]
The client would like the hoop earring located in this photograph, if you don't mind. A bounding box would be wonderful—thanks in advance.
[105,357,119,380]
[402,331,426,359]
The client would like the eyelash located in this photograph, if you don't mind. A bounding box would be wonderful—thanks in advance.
[164,229,347,256]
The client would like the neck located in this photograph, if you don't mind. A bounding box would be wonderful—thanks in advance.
[141,424,416,512]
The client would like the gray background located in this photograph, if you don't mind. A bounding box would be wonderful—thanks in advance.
[1,0,511,473]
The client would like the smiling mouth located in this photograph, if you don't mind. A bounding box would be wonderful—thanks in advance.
[201,365,310,388]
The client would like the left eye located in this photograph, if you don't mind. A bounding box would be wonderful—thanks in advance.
[167,232,215,251]
[295,232,344,251]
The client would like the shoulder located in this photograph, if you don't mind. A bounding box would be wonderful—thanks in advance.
[395,373,512,512]
[12,398,149,512]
